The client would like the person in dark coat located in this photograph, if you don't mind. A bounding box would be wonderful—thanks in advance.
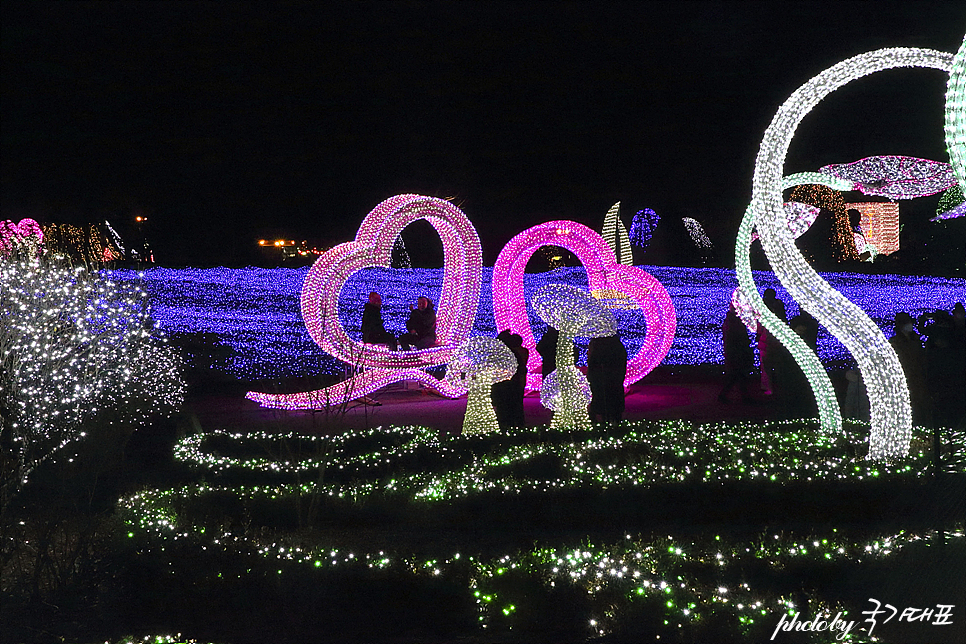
[587,334,628,425]
[719,304,756,404]
[536,326,560,379]
[889,312,928,425]
[492,331,529,429]
[924,310,965,428]
[361,292,397,350]
[757,288,787,395]
[399,296,437,350]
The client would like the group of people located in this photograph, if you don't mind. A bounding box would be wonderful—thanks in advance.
[361,291,437,351]
[888,303,965,429]
[360,290,631,428]
[719,289,966,429]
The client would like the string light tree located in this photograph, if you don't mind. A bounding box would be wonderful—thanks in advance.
[531,284,618,431]
[0,219,185,509]
[736,42,963,461]
[444,336,517,435]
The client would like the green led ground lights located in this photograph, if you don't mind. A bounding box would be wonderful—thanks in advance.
[735,173,853,439]
[121,420,964,639]
[747,47,955,460]
[946,37,966,191]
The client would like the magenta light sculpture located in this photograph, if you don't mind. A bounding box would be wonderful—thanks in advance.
[0,219,44,256]
[491,221,675,392]
[247,194,482,408]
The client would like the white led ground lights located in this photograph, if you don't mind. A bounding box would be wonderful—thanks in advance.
[748,47,954,460]
[945,37,966,192]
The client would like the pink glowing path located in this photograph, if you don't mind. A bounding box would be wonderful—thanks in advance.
[491,221,675,392]
[247,194,482,408]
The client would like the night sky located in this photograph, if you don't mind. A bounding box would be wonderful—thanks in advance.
[2,1,964,267]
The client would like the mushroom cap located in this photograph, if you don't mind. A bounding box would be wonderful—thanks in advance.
[445,336,517,388]
[531,283,616,337]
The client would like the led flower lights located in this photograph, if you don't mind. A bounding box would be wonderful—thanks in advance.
[600,202,633,266]
[248,195,482,408]
[492,221,675,392]
[944,36,966,192]
[847,202,900,255]
[746,46,954,460]
[820,155,957,199]
[532,284,616,430]
[444,336,517,435]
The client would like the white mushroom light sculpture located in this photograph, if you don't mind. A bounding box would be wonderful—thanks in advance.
[532,284,617,431]
[445,336,518,436]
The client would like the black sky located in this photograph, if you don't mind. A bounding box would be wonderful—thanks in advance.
[2,1,964,266]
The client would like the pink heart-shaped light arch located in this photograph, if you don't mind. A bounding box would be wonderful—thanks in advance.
[248,194,482,408]
[492,220,675,391]
[0,218,44,255]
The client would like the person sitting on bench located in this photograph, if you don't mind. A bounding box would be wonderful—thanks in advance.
[399,296,437,350]
[361,291,397,350]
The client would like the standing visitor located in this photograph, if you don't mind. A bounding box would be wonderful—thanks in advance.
[492,331,529,429]
[889,312,929,425]
[719,304,756,404]
[587,333,628,425]
[757,288,787,395]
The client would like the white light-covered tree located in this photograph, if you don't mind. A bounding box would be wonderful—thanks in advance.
[0,225,185,509]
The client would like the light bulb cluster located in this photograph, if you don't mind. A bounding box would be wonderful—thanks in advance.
[933,185,965,220]
[629,207,660,252]
[681,217,713,249]
[848,202,900,256]
[787,183,860,263]
[1,252,184,502]
[600,201,633,266]
[746,46,954,460]
[946,37,966,193]
[444,337,517,435]
[0,218,44,257]
[110,265,964,381]
[819,155,957,199]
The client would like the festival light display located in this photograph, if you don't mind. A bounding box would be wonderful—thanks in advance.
[681,217,712,249]
[600,202,633,266]
[820,155,957,199]
[629,207,660,252]
[492,221,675,392]
[0,249,184,504]
[119,419,964,638]
[531,284,616,430]
[247,195,483,408]
[933,185,965,220]
[847,202,900,255]
[744,46,955,460]
[0,219,43,256]
[945,37,966,193]
[786,183,859,262]
[444,336,517,435]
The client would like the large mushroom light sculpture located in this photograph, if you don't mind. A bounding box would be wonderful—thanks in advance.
[532,284,618,431]
[445,336,517,436]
